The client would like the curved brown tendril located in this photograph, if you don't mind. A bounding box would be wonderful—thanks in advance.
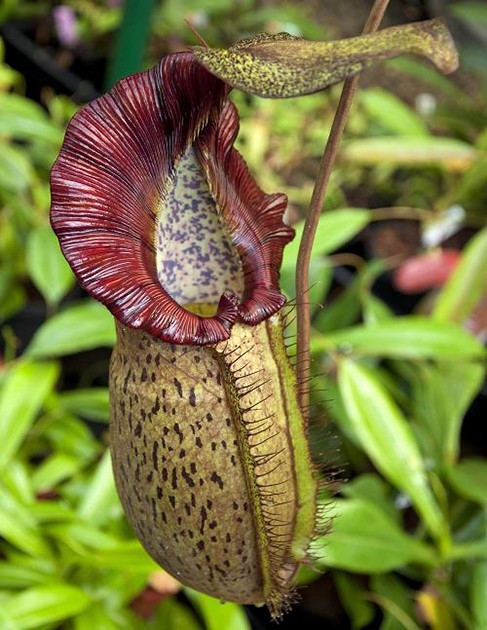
[295,0,391,412]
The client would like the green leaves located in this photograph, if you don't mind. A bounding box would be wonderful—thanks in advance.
[446,459,487,506]
[0,92,64,145]
[410,362,484,465]
[338,359,445,539]
[0,360,59,470]
[31,453,82,493]
[27,301,116,358]
[55,388,110,423]
[26,225,75,307]
[314,316,485,360]
[282,208,370,266]
[334,573,375,629]
[342,136,477,171]
[0,485,51,557]
[0,6,482,627]
[316,499,436,573]
[185,590,251,630]
[433,227,487,324]
[371,573,419,630]
[154,598,203,630]
[280,208,370,303]
[77,450,121,526]
[471,560,487,630]
[359,88,429,136]
[194,19,458,98]
[0,584,91,629]
[0,144,35,193]
[450,2,487,30]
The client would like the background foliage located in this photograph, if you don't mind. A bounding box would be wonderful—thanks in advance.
[0,1,486,628]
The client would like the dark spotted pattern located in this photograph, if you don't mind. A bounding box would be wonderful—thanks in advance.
[110,314,318,616]
[110,322,263,603]
[156,147,244,306]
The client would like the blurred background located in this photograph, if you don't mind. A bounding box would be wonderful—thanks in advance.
[0,1,486,629]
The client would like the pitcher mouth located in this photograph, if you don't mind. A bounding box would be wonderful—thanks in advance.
[155,146,245,314]
[50,52,293,346]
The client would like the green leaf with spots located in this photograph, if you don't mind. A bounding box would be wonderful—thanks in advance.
[193,19,458,98]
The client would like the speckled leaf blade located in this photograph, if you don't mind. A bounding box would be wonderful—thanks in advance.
[193,19,458,98]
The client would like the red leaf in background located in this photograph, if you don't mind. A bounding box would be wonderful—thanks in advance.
[394,249,461,294]
[50,52,293,345]
[131,571,180,620]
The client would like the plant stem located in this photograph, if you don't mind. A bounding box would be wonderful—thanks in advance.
[295,0,391,414]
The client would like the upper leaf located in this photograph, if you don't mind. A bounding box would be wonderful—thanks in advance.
[193,19,458,98]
